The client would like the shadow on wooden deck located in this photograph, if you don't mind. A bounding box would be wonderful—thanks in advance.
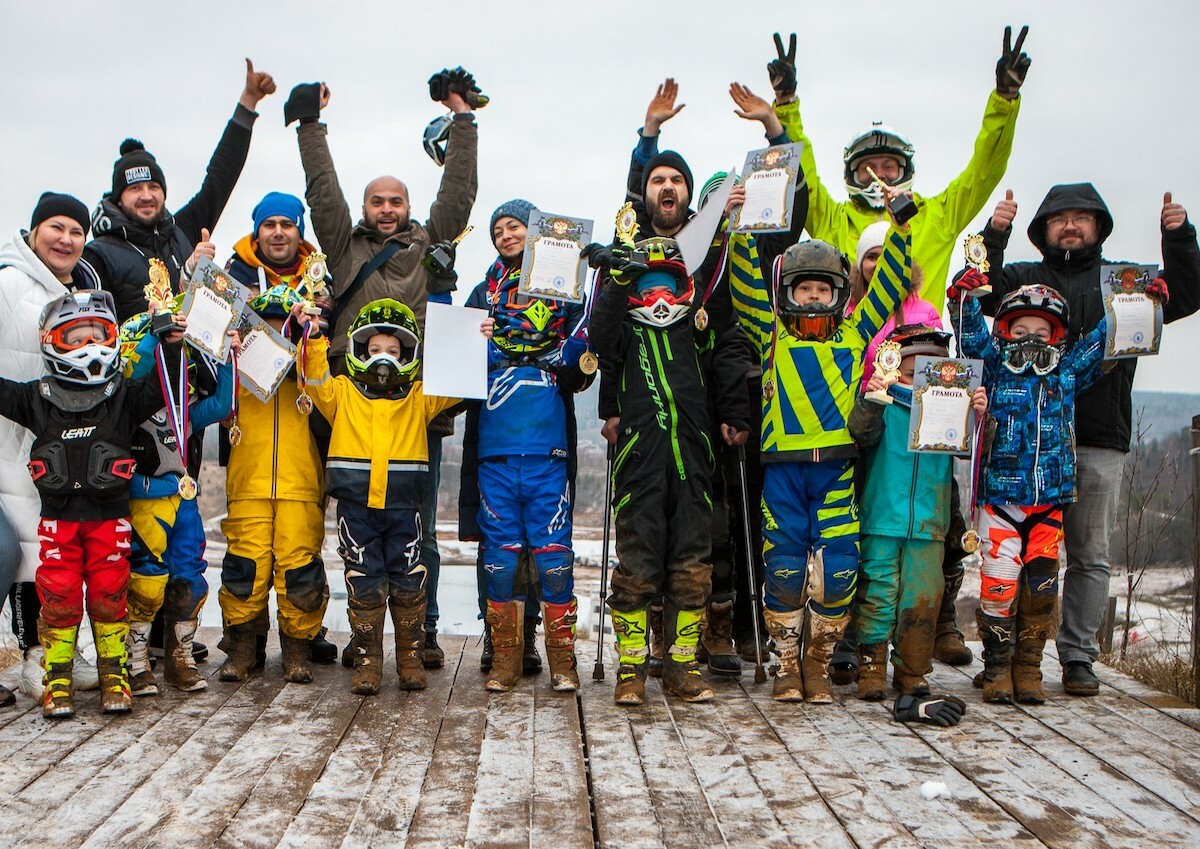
[1,632,1199,848]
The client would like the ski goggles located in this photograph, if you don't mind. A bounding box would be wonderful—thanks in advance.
[44,318,118,353]
[1001,339,1061,376]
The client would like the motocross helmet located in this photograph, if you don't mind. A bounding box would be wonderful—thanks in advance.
[889,323,952,360]
[776,240,851,341]
[843,122,916,209]
[994,285,1070,375]
[249,283,304,320]
[626,237,695,328]
[345,298,421,391]
[492,277,567,358]
[423,113,453,166]
[40,290,120,386]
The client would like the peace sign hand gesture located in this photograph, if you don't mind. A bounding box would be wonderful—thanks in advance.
[995,25,1031,100]
[768,33,797,102]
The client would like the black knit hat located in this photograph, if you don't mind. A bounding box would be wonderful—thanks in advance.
[642,151,694,204]
[110,138,167,199]
[30,192,90,235]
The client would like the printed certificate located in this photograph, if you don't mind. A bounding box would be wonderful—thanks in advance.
[181,258,249,363]
[237,314,296,401]
[730,143,803,234]
[519,211,593,303]
[909,357,983,455]
[1101,263,1162,359]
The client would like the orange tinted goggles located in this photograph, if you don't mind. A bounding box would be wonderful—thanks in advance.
[44,318,118,352]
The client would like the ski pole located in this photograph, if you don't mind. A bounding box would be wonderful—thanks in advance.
[593,441,615,681]
[736,443,767,684]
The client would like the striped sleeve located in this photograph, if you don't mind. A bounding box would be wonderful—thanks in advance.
[729,233,773,360]
[849,225,911,342]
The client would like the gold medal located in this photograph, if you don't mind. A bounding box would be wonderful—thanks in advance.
[694,307,709,331]
[228,422,242,447]
[297,393,314,416]
[763,377,775,400]
[178,474,198,501]
[961,528,981,554]
[579,351,598,375]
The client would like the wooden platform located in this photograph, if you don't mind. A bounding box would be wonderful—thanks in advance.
[2,633,1199,848]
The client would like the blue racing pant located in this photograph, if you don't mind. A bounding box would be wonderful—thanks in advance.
[761,459,859,616]
[478,455,573,605]
[336,500,426,609]
[129,494,208,621]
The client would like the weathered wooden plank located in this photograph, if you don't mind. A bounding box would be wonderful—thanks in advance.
[717,680,856,849]
[11,674,243,847]
[530,685,593,849]
[664,679,793,848]
[214,664,369,849]
[337,637,470,848]
[78,670,289,849]
[0,686,40,731]
[464,687,535,848]
[402,635,493,848]
[833,693,1040,846]
[624,677,727,847]
[576,645,667,849]
[743,684,925,849]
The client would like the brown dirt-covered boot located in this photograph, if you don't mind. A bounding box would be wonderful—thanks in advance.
[647,604,664,679]
[934,561,974,666]
[164,619,207,692]
[976,610,1015,704]
[856,643,888,701]
[893,596,938,696]
[390,598,428,691]
[802,611,849,705]
[484,600,524,692]
[764,608,804,702]
[662,606,714,703]
[348,605,386,696]
[280,635,314,684]
[39,619,76,720]
[542,599,580,692]
[93,620,131,714]
[697,598,742,676]
[218,621,259,682]
[1013,577,1057,705]
[611,607,649,706]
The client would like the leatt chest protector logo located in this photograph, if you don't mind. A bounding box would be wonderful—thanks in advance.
[61,427,97,439]
[124,166,152,184]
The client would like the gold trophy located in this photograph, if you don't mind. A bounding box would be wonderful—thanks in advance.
[299,252,329,315]
[865,340,903,405]
[962,234,993,297]
[145,259,177,336]
[615,201,640,246]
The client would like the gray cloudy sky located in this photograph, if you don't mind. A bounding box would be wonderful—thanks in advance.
[4,0,1199,395]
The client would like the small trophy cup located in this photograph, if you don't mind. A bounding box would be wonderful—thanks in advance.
[962,234,993,298]
[865,340,903,405]
[299,252,329,316]
[145,258,177,336]
[865,166,918,225]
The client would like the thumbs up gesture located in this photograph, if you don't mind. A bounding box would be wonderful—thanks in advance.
[241,58,277,110]
[186,227,217,277]
[1161,191,1187,231]
[992,189,1018,232]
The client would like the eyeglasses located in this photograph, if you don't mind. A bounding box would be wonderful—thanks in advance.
[1046,213,1096,229]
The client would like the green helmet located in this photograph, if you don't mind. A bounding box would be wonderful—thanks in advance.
[249,283,304,319]
[346,298,422,391]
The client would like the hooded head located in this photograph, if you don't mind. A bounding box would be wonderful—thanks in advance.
[1027,183,1114,264]
[642,151,693,235]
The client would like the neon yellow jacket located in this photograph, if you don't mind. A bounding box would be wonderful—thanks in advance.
[730,226,912,457]
[226,381,324,504]
[303,336,457,509]
[775,90,1019,309]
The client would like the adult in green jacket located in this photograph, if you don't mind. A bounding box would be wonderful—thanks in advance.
[762,28,1030,311]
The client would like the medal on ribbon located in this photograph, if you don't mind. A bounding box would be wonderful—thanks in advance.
[155,344,196,500]
[226,348,242,446]
[296,321,314,415]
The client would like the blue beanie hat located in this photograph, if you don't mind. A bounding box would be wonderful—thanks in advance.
[252,192,306,239]
[489,199,536,244]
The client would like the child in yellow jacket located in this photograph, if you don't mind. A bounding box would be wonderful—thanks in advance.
[295,298,489,694]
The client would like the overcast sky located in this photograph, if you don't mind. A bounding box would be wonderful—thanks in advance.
[4,1,1199,394]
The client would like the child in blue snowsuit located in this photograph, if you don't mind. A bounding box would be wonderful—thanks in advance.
[119,313,235,696]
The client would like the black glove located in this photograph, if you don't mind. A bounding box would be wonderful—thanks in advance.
[768,33,797,100]
[609,249,649,286]
[423,241,458,295]
[580,242,615,271]
[893,693,967,727]
[995,25,1031,99]
[284,82,322,127]
[430,67,490,109]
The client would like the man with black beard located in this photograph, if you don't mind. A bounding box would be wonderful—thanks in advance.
[594,79,799,678]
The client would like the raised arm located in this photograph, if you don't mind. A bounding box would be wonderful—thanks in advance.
[1160,192,1200,323]
[426,85,479,244]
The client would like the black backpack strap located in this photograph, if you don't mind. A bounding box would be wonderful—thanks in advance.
[337,240,406,315]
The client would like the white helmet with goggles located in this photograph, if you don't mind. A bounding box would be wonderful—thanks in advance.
[843,122,915,209]
[40,290,120,386]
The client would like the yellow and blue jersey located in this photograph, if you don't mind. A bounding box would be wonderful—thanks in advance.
[730,226,912,458]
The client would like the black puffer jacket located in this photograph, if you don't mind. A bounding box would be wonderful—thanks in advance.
[84,104,257,321]
[977,182,1200,452]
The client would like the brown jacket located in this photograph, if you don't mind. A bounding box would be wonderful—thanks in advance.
[296,113,478,358]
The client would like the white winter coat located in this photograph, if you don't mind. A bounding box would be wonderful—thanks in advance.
[0,229,101,582]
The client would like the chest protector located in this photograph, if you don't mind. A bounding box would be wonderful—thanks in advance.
[28,377,136,495]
